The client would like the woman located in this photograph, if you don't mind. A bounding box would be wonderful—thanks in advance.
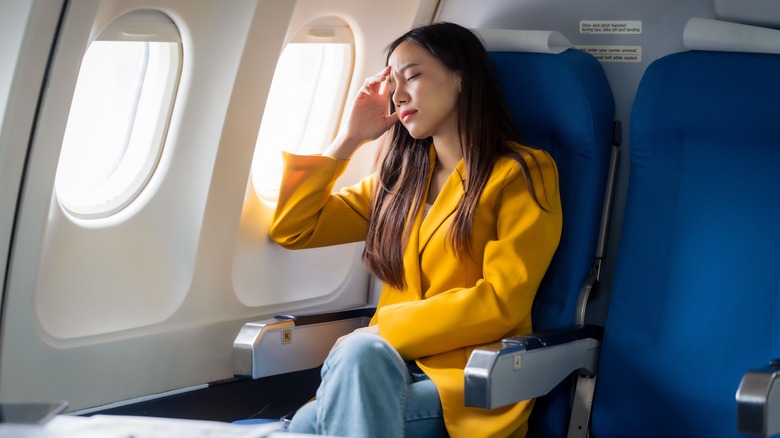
[269,22,562,438]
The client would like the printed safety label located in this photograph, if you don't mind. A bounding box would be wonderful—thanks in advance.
[580,20,642,34]
[577,45,642,63]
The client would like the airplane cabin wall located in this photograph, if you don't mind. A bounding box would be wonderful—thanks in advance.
[0,0,436,413]
[0,0,64,328]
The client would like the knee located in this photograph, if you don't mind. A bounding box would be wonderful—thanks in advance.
[326,334,404,376]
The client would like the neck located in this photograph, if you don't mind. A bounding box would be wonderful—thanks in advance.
[432,131,463,173]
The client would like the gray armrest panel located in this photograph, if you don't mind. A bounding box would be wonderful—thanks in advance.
[233,306,375,379]
[464,325,602,409]
[737,360,780,437]
[275,306,376,326]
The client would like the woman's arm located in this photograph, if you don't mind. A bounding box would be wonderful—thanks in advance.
[269,67,397,248]
[268,152,376,249]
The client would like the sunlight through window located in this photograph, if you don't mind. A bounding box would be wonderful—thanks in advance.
[251,22,353,203]
[55,13,181,219]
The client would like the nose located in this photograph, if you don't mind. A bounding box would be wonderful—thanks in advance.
[392,84,409,107]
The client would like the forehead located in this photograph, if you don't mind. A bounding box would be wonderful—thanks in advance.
[388,41,440,72]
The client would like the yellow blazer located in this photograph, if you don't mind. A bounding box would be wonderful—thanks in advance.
[270,143,562,438]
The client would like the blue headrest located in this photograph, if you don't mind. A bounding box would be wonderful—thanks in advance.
[591,50,780,437]
[490,48,614,438]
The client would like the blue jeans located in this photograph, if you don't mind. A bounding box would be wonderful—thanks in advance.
[287,334,448,437]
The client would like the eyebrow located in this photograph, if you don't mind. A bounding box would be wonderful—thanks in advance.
[397,63,420,73]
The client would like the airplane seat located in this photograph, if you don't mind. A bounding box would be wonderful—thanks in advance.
[232,30,617,434]
[487,45,615,437]
[589,18,780,438]
[489,47,615,333]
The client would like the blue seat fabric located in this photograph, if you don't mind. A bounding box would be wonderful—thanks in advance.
[490,49,614,438]
[591,50,780,437]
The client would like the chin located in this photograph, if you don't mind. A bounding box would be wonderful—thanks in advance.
[403,125,432,140]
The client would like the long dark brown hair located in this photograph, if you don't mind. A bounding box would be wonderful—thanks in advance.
[363,22,544,290]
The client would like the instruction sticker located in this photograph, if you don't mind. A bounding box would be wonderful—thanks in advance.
[580,20,642,34]
[577,45,642,63]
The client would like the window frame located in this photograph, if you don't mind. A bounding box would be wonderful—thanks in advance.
[54,10,182,220]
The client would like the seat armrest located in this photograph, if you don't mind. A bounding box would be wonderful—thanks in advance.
[464,325,603,409]
[737,360,780,437]
[275,306,377,326]
[233,306,375,379]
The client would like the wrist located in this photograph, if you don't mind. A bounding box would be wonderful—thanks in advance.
[324,133,362,159]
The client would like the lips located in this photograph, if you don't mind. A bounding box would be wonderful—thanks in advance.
[400,110,417,122]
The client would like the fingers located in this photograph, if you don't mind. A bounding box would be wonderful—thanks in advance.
[359,66,392,95]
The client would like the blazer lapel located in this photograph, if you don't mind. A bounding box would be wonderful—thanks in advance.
[400,146,466,297]
[418,159,466,255]
[399,146,436,299]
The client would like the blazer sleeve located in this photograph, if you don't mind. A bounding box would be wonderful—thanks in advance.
[377,152,563,359]
[269,151,375,249]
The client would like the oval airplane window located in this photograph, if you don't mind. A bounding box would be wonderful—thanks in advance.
[251,17,354,203]
[55,10,181,219]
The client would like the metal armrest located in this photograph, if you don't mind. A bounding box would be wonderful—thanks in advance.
[233,306,376,379]
[737,360,780,437]
[464,325,603,409]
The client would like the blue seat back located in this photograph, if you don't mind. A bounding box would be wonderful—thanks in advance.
[591,50,780,437]
[490,48,614,437]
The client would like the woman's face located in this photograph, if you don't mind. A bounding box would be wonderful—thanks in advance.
[387,41,461,140]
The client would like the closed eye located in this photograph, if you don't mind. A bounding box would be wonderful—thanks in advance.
[407,73,420,81]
